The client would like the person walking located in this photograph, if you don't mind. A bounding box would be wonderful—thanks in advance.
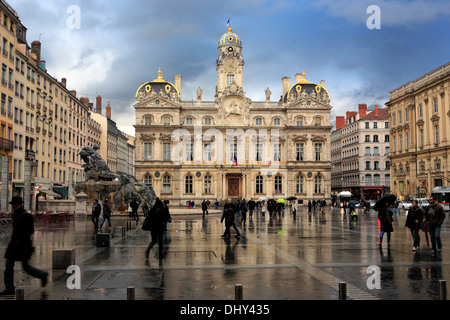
[202,200,208,218]
[405,199,423,251]
[221,199,236,240]
[261,200,267,219]
[91,199,101,231]
[1,197,48,296]
[130,198,139,221]
[308,200,312,216]
[292,200,298,220]
[423,195,446,256]
[145,199,171,260]
[221,198,241,238]
[142,201,150,218]
[162,200,172,233]
[99,199,112,232]
[240,199,247,228]
[248,198,256,219]
[215,200,219,210]
[378,201,394,249]
[320,198,326,215]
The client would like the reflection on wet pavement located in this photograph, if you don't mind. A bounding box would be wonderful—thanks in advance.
[0,207,448,300]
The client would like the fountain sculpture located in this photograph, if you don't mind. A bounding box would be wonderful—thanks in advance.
[74,145,156,213]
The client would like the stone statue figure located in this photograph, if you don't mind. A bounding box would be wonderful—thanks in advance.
[265,87,271,102]
[79,144,116,181]
[196,87,202,101]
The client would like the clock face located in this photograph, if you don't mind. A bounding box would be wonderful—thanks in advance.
[224,58,237,72]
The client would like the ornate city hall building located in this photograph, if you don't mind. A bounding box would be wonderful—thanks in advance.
[134,26,333,205]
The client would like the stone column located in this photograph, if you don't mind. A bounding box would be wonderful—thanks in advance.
[242,173,247,199]
[24,160,32,212]
[222,173,226,201]
[1,156,10,212]
[68,170,74,199]
[75,192,89,217]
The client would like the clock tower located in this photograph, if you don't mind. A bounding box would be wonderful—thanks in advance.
[216,25,244,97]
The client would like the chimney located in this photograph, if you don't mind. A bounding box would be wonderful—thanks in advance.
[106,101,111,119]
[375,105,378,116]
[175,74,182,94]
[282,77,291,98]
[61,78,67,88]
[31,41,41,67]
[70,90,77,98]
[336,116,346,130]
[80,97,89,107]
[295,73,304,83]
[96,95,102,114]
[358,104,367,118]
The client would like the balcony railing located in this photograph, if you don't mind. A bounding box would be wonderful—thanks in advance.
[0,137,14,150]
[25,150,36,161]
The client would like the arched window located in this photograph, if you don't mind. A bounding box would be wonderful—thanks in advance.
[256,175,264,194]
[314,175,322,194]
[144,116,152,126]
[296,175,304,194]
[274,175,283,194]
[185,117,194,125]
[204,117,212,126]
[162,115,171,125]
[144,175,152,188]
[314,117,322,126]
[204,175,212,194]
[296,117,304,127]
[162,175,171,194]
[185,175,193,194]
[255,118,263,126]
[273,118,281,126]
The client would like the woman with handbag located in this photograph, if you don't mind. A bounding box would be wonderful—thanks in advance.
[378,201,394,249]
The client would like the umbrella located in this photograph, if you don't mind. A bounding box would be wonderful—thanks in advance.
[258,197,268,201]
[373,194,397,212]
[277,199,286,203]
[349,200,359,205]
[287,196,297,201]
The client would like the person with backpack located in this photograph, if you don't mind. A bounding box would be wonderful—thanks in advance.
[144,199,171,260]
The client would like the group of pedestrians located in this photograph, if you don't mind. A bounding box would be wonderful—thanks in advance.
[307,199,327,215]
[378,195,445,256]
[91,199,112,232]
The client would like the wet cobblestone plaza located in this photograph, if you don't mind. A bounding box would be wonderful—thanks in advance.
[0,207,449,300]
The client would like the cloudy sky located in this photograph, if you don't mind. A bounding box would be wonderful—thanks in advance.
[10,0,450,136]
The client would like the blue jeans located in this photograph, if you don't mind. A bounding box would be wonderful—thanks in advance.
[429,225,442,251]
[410,228,419,247]
[100,216,111,228]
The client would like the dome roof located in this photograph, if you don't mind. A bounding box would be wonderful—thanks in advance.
[283,72,330,104]
[218,27,242,47]
[135,68,180,100]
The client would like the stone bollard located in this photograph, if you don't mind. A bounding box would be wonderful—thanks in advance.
[339,282,347,300]
[15,288,24,300]
[126,220,137,230]
[127,287,135,300]
[52,249,75,269]
[112,226,126,238]
[96,233,111,247]
[235,284,243,300]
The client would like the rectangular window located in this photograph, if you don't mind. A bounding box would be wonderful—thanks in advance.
[398,111,402,124]
[374,161,380,170]
[366,161,371,170]
[393,136,397,152]
[419,103,423,117]
[373,122,378,129]
[385,147,390,156]
[204,144,212,161]
[163,175,171,194]
[296,143,304,161]
[434,98,438,113]
[420,130,424,147]
[163,143,171,161]
[365,122,370,129]
[405,109,409,122]
[365,147,370,156]
[315,143,323,161]
[229,143,237,161]
[227,74,235,86]
[273,143,281,161]
[256,143,263,161]
[365,135,370,142]
[435,126,439,143]
[406,133,410,149]
[373,147,379,156]
[373,135,379,142]
[185,143,193,161]
[144,143,152,160]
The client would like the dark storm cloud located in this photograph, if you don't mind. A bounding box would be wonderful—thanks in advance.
[9,0,450,134]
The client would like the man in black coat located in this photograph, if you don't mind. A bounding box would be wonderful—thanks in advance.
[91,199,101,231]
[145,199,172,260]
[248,198,256,218]
[221,198,241,238]
[1,197,48,295]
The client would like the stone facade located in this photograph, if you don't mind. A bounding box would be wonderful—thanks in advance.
[386,62,450,199]
[134,27,333,205]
